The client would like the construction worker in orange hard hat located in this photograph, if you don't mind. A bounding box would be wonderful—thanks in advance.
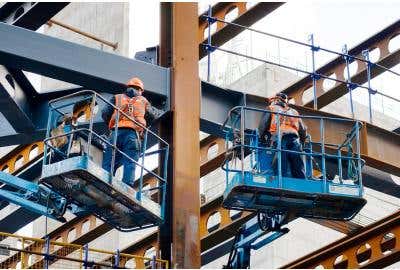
[101,77,163,188]
[258,93,307,179]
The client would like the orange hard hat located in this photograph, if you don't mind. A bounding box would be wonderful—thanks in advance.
[127,77,144,91]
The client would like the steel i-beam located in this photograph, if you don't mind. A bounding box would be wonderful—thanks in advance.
[170,3,201,268]
[282,210,400,269]
[0,22,170,99]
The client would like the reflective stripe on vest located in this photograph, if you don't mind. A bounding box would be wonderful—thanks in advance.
[108,94,147,131]
[268,104,300,135]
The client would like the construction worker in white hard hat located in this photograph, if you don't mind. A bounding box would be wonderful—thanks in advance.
[258,93,307,179]
[101,77,162,188]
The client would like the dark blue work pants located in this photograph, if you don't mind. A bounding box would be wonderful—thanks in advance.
[275,134,306,179]
[102,129,140,187]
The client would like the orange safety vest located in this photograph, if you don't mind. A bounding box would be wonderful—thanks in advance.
[108,94,148,132]
[268,104,300,136]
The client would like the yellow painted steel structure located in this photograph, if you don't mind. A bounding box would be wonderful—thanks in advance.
[0,231,168,269]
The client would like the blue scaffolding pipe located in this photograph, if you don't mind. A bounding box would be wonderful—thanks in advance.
[363,49,374,123]
[201,14,400,78]
[343,44,355,119]
[203,44,400,105]
[309,34,318,110]
[207,5,212,82]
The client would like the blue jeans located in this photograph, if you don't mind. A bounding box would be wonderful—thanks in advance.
[275,134,306,179]
[102,129,140,187]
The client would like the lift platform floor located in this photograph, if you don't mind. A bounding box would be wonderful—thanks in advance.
[223,172,366,220]
[40,156,162,231]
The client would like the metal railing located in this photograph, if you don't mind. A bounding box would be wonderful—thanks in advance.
[203,11,400,124]
[42,90,169,219]
[221,106,364,197]
[0,231,168,269]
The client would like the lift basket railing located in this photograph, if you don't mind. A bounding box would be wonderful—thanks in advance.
[42,90,169,218]
[221,106,365,197]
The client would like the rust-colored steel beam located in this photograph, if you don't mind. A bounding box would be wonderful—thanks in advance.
[282,19,400,109]
[0,142,43,175]
[311,218,362,235]
[171,3,201,268]
[294,105,400,176]
[198,2,284,59]
[283,210,400,269]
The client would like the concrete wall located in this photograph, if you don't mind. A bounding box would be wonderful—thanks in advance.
[227,63,299,97]
[40,2,129,92]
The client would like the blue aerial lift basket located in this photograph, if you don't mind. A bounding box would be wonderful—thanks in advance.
[40,91,169,231]
[221,106,366,221]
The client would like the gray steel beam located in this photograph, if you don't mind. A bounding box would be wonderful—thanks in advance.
[0,67,35,133]
[0,22,170,99]
[0,2,69,31]
[0,2,69,100]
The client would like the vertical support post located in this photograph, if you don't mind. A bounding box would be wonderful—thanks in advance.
[43,107,53,167]
[161,144,169,220]
[159,2,173,266]
[277,112,282,187]
[355,122,363,195]
[207,5,212,82]
[21,238,25,269]
[343,44,355,118]
[240,107,245,178]
[307,136,313,179]
[170,3,201,268]
[137,130,148,202]
[338,148,343,183]
[309,34,318,110]
[86,93,97,157]
[362,50,373,123]
[320,119,327,192]
[151,255,157,269]
[79,247,83,269]
[83,244,89,269]
[110,110,120,183]
[114,249,120,269]
[44,236,50,269]
[225,132,230,186]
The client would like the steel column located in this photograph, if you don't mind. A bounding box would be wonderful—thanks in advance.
[158,2,173,265]
[170,3,201,268]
